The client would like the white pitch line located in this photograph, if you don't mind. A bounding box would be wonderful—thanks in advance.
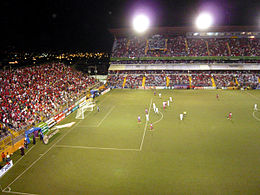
[0,146,36,180]
[153,111,164,125]
[2,189,39,195]
[3,120,83,192]
[252,111,260,122]
[97,106,115,127]
[55,145,140,151]
[139,98,153,151]
[11,145,35,167]
[2,92,113,193]
[244,91,260,100]
[77,125,100,128]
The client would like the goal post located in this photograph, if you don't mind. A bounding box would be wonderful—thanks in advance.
[76,103,96,119]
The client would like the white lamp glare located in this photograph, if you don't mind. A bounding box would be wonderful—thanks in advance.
[133,14,150,33]
[196,13,213,30]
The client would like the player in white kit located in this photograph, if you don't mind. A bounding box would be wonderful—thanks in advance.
[146,114,149,121]
[169,97,172,102]
[254,104,258,111]
[153,103,156,112]
[180,113,183,120]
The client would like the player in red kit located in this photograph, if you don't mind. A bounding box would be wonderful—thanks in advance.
[227,112,232,120]
[163,102,166,110]
[216,94,219,100]
[150,123,153,130]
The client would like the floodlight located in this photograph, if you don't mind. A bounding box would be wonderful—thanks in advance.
[195,13,213,30]
[133,14,150,33]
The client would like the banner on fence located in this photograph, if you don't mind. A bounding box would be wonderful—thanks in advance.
[36,122,49,134]
[101,88,110,95]
[46,117,56,128]
[54,113,65,123]
[0,160,13,178]
[174,85,189,89]
[155,86,166,89]
[204,87,216,90]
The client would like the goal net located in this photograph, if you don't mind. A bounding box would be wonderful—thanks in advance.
[76,103,96,119]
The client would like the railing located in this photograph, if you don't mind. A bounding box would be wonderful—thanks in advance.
[0,135,13,153]
[110,56,260,61]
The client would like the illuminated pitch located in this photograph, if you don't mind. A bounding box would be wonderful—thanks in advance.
[195,12,213,30]
[133,14,150,33]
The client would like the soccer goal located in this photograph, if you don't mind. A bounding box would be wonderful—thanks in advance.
[76,103,96,119]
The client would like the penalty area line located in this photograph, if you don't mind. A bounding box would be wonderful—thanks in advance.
[97,106,115,127]
[153,111,164,125]
[139,98,153,151]
[252,111,260,122]
[55,145,140,151]
[147,111,164,132]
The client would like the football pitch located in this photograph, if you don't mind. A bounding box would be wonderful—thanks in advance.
[1,89,260,195]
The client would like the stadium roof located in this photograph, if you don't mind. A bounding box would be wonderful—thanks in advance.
[109,26,260,36]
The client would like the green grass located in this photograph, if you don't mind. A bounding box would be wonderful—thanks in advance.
[1,89,260,195]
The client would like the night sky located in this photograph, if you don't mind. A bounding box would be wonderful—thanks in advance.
[0,0,259,51]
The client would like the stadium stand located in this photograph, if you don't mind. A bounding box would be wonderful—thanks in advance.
[108,27,260,90]
[0,63,98,138]
[111,35,260,58]
[107,70,260,89]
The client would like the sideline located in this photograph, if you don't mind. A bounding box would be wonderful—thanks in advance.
[3,187,39,195]
[11,145,35,169]
[2,120,83,192]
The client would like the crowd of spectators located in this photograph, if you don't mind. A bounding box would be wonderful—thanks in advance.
[146,74,165,86]
[208,38,229,56]
[112,37,146,58]
[187,39,208,56]
[124,75,143,88]
[107,74,125,88]
[108,70,260,89]
[166,36,187,56]
[0,63,97,137]
[191,74,212,87]
[112,35,260,58]
[168,74,190,86]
